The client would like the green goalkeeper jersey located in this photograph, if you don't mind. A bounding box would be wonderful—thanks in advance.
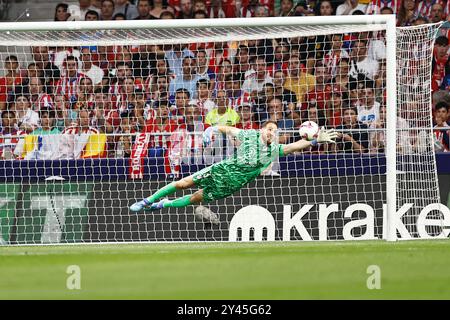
[193,129,285,202]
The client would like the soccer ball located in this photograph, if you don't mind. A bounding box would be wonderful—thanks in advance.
[299,121,319,141]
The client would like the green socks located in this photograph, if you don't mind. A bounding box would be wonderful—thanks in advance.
[146,183,195,208]
[146,182,177,203]
[162,195,193,208]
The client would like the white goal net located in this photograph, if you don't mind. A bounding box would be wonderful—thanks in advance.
[0,17,446,245]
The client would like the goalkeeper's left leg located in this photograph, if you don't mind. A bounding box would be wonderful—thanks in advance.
[130,176,197,212]
[146,190,204,211]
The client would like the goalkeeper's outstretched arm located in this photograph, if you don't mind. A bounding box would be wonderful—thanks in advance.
[216,125,241,137]
[282,128,338,156]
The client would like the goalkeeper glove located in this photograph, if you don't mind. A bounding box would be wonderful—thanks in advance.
[312,127,338,146]
[203,126,219,148]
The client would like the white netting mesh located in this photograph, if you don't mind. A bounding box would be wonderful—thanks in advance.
[0,19,444,245]
[396,23,443,238]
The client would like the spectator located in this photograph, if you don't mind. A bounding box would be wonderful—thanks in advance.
[366,1,401,15]
[55,56,85,103]
[234,45,252,82]
[171,88,190,123]
[433,101,450,152]
[0,110,21,159]
[349,39,379,81]
[60,108,106,159]
[150,75,170,105]
[254,5,270,17]
[31,46,61,91]
[205,89,239,126]
[12,94,39,133]
[357,80,380,126]
[208,0,230,18]
[150,0,174,18]
[242,56,273,95]
[193,9,208,18]
[332,58,351,92]
[379,6,395,14]
[267,97,293,144]
[441,56,450,91]
[114,0,139,20]
[357,31,386,63]
[196,79,216,113]
[117,76,136,113]
[368,104,386,153]
[116,110,139,158]
[368,105,414,154]
[164,44,194,77]
[54,94,70,131]
[272,43,290,72]
[80,47,104,85]
[284,54,315,104]
[418,1,443,21]
[29,77,54,111]
[397,0,418,26]
[337,0,368,15]
[335,106,369,153]
[326,88,347,128]
[279,0,295,16]
[135,0,154,19]
[131,85,149,129]
[348,73,367,107]
[0,55,22,111]
[178,0,193,18]
[85,9,100,20]
[25,63,42,81]
[93,87,111,132]
[55,3,71,21]
[305,64,333,110]
[167,103,205,177]
[169,56,199,99]
[432,90,450,109]
[240,0,259,17]
[272,70,299,121]
[432,36,449,92]
[412,15,430,25]
[196,49,216,90]
[235,97,259,130]
[145,103,178,148]
[317,0,335,15]
[91,0,103,12]
[113,12,127,19]
[430,3,445,23]
[160,10,176,18]
[132,45,158,80]
[225,74,243,104]
[214,59,233,93]
[21,108,61,161]
[324,34,350,78]
[301,103,328,153]
[109,61,132,97]
[100,0,115,20]
[75,0,101,20]
[77,77,95,108]
[193,0,207,13]
[247,38,275,65]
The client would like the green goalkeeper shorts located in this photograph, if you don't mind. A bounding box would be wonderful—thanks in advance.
[192,161,261,202]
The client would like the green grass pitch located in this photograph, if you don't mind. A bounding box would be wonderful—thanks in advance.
[1,240,450,299]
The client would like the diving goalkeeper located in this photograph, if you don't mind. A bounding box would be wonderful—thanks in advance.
[130,121,337,212]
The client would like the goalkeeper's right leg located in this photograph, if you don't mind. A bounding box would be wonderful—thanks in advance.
[130,175,196,212]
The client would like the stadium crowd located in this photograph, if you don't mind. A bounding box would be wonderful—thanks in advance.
[0,0,449,175]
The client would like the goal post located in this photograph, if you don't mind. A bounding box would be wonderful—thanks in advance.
[0,16,446,245]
